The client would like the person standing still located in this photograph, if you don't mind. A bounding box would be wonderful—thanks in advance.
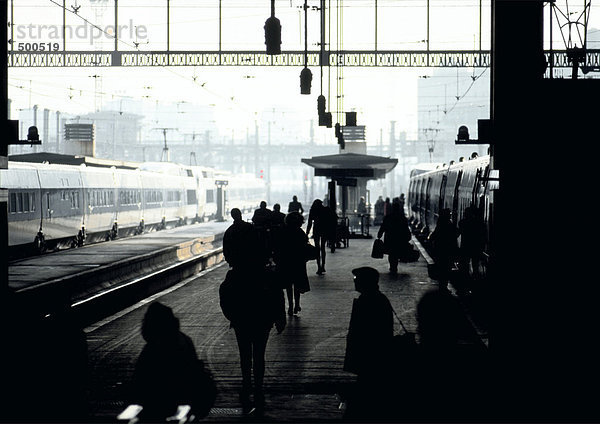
[288,195,304,215]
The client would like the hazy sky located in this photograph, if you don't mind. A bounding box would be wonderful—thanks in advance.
[7,0,600,143]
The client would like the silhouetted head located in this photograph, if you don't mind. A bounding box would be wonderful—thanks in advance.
[273,203,281,212]
[293,195,298,201]
[230,208,242,221]
[285,211,304,227]
[352,267,380,294]
[141,302,180,344]
[392,202,401,215]
[311,199,323,209]
[439,208,452,222]
[260,201,267,209]
[416,289,463,347]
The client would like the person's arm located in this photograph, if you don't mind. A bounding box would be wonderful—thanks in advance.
[306,212,313,235]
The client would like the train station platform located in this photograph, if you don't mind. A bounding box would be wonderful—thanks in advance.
[82,230,488,423]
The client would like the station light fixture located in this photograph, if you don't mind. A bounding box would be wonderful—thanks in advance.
[455,119,492,144]
[264,0,281,55]
[300,67,312,94]
[457,125,470,143]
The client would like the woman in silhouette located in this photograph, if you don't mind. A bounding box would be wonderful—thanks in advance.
[273,211,310,315]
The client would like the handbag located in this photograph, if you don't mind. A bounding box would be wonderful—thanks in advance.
[304,242,319,261]
[371,238,385,259]
[389,305,418,364]
[398,242,420,263]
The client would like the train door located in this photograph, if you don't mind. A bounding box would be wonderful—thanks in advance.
[424,177,432,230]
[452,170,463,222]
[438,174,448,219]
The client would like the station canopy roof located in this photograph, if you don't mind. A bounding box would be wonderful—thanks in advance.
[301,153,397,180]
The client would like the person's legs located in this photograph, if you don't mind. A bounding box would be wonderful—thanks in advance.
[293,286,301,313]
[285,287,294,315]
[314,236,323,274]
[251,330,271,414]
[318,235,327,273]
[234,328,253,412]
[388,254,398,274]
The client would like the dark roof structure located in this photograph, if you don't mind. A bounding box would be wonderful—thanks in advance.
[301,152,397,179]
[8,152,140,170]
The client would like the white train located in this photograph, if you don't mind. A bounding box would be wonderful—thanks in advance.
[1,159,266,257]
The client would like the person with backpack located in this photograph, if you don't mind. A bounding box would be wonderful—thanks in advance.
[220,208,286,416]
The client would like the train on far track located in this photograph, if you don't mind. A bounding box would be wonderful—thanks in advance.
[407,153,497,277]
[1,156,266,258]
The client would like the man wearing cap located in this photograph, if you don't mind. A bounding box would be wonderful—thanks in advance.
[343,267,395,420]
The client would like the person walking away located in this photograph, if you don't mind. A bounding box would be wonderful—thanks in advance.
[408,289,488,421]
[343,267,394,421]
[269,203,286,258]
[221,208,285,416]
[458,205,487,287]
[252,201,272,257]
[272,211,310,316]
[377,202,412,275]
[428,208,459,290]
[270,203,286,228]
[224,208,267,269]
[287,195,304,214]
[131,302,216,422]
[306,199,335,274]
[383,197,391,217]
[374,196,384,226]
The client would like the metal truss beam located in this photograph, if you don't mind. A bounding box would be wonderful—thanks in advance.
[7,49,600,69]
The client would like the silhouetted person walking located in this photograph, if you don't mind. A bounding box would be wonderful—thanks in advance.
[224,208,266,269]
[377,202,412,275]
[252,201,272,255]
[343,267,394,421]
[131,302,216,422]
[273,211,310,315]
[408,289,488,421]
[384,197,391,216]
[221,208,285,416]
[306,199,336,275]
[374,195,384,225]
[428,208,459,290]
[287,195,304,214]
[458,205,486,283]
[270,203,286,228]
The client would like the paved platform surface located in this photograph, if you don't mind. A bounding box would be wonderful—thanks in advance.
[8,220,232,291]
[85,233,487,423]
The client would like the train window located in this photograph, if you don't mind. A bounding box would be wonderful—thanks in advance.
[9,193,16,213]
[30,193,35,211]
[61,191,67,201]
[23,192,29,212]
[71,191,80,209]
[187,190,197,205]
[206,189,214,203]
[17,192,23,212]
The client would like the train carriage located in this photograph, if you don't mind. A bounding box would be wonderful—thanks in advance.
[2,156,267,258]
[81,165,119,242]
[408,154,491,239]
